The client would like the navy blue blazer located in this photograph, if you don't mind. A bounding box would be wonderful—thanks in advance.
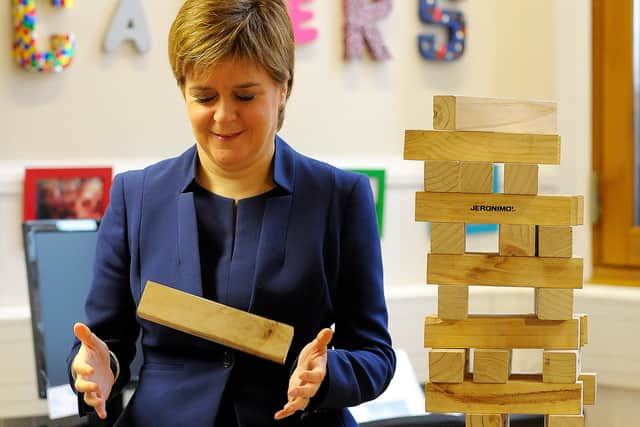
[68,137,396,426]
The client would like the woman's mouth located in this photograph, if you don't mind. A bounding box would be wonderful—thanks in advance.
[211,130,244,141]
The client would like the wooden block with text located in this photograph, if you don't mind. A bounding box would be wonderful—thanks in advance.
[535,288,574,320]
[431,222,465,254]
[504,163,538,195]
[438,285,468,320]
[578,373,597,405]
[543,351,578,384]
[465,414,509,427]
[429,349,466,383]
[460,162,493,193]
[432,95,557,134]
[137,280,294,364]
[473,349,512,383]
[538,226,573,257]
[424,160,460,192]
[545,415,584,427]
[499,224,536,256]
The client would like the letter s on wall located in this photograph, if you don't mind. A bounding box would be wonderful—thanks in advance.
[13,0,75,72]
[418,0,465,61]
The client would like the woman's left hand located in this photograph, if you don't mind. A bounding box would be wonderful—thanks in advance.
[274,328,333,420]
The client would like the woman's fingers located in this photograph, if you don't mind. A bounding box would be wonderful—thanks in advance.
[289,383,319,399]
[73,360,95,377]
[274,397,309,420]
[314,328,332,350]
[74,378,99,393]
[73,322,95,348]
[83,391,107,419]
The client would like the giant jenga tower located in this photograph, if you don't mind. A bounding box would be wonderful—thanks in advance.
[403,96,597,427]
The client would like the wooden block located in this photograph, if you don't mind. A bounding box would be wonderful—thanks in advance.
[438,285,468,320]
[429,349,466,383]
[578,373,597,405]
[499,224,536,256]
[424,315,580,349]
[538,226,573,257]
[416,192,584,226]
[473,349,512,383]
[427,253,584,289]
[535,289,574,320]
[579,314,588,345]
[504,163,538,195]
[543,351,578,383]
[466,414,509,427]
[545,415,584,427]
[433,95,557,134]
[426,374,582,415]
[424,160,460,192]
[137,281,294,364]
[460,162,494,193]
[431,222,465,254]
[404,130,560,164]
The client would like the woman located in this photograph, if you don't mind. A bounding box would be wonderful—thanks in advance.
[68,1,395,425]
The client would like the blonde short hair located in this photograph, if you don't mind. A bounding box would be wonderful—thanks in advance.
[168,0,295,129]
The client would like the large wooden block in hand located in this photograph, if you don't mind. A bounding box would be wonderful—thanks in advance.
[499,224,536,256]
[438,285,468,320]
[429,349,466,383]
[415,192,584,226]
[465,414,509,427]
[545,415,584,427]
[426,374,583,415]
[137,280,294,364]
[504,163,539,195]
[424,161,460,192]
[578,373,597,405]
[460,162,494,193]
[424,315,580,349]
[404,130,560,164]
[538,226,573,257]
[431,222,465,254]
[473,349,512,383]
[535,288,574,320]
[543,351,578,384]
[428,253,583,289]
[432,95,557,134]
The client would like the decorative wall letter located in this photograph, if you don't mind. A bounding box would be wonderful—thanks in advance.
[104,0,151,54]
[288,0,318,44]
[418,0,465,61]
[344,0,392,61]
[13,0,75,72]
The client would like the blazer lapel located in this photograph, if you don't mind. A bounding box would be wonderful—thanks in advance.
[176,192,204,297]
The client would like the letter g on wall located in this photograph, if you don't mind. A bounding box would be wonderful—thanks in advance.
[13,0,75,72]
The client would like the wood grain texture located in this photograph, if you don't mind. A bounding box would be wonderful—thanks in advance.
[460,162,494,193]
[538,226,573,257]
[504,163,539,195]
[426,374,582,415]
[545,415,584,427]
[424,160,460,192]
[431,222,465,254]
[543,351,578,383]
[579,315,588,345]
[404,130,560,164]
[433,95,557,134]
[137,281,294,364]
[499,224,536,256]
[415,192,584,226]
[578,373,597,405]
[424,315,580,349]
[465,414,509,427]
[429,349,466,383]
[438,285,468,320]
[535,288,574,320]
[427,253,584,289]
[473,349,512,383]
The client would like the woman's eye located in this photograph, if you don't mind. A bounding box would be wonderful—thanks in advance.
[236,94,255,102]
[195,96,215,104]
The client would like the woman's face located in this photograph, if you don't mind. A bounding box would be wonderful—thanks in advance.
[184,57,288,173]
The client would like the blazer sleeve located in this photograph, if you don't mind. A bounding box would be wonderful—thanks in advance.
[66,173,140,413]
[313,173,396,409]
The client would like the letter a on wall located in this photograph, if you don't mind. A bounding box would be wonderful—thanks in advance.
[344,0,392,61]
[13,0,76,72]
[104,0,151,54]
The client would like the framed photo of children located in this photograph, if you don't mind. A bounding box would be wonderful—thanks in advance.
[23,167,113,221]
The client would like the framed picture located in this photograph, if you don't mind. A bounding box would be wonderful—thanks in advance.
[23,167,113,221]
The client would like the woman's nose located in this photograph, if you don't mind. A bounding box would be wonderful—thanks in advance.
[213,98,237,122]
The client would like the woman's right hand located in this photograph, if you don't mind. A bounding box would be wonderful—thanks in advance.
[71,322,115,419]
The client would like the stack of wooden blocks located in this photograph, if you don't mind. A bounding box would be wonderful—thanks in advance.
[403,96,597,427]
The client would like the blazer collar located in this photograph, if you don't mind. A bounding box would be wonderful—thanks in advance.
[178,135,295,194]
